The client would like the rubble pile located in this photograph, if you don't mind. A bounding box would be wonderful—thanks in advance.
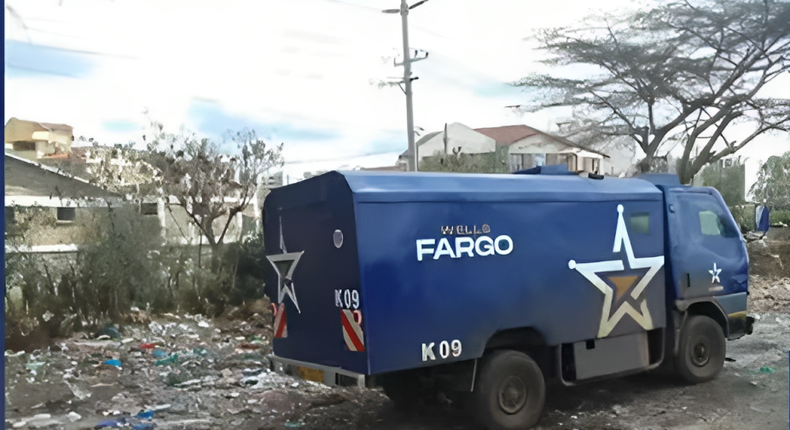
[4,311,379,430]
[748,276,790,313]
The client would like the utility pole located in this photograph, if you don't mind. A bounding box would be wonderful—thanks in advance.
[443,122,449,157]
[383,0,429,172]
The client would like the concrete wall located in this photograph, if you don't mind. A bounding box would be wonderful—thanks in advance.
[417,123,496,161]
[5,205,160,248]
[161,202,248,245]
[598,140,641,177]
[508,135,570,154]
[507,135,603,173]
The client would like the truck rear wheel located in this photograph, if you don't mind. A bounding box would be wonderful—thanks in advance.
[472,350,545,430]
[676,315,726,383]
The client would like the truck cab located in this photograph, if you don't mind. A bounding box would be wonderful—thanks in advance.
[263,169,753,430]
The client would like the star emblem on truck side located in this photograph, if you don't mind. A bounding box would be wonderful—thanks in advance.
[267,251,304,314]
[568,205,665,338]
[709,263,722,284]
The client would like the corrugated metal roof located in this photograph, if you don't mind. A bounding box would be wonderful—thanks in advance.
[4,153,120,199]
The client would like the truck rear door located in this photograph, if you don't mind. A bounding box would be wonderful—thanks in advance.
[262,173,369,376]
[664,188,748,300]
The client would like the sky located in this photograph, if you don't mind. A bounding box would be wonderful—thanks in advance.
[4,0,789,187]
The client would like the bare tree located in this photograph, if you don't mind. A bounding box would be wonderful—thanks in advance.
[515,0,790,183]
[145,123,284,262]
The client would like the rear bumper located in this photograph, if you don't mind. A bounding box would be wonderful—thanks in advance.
[269,355,367,389]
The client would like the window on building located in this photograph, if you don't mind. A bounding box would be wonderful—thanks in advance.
[140,202,158,216]
[545,153,569,166]
[57,207,76,222]
[509,153,549,172]
[12,141,36,151]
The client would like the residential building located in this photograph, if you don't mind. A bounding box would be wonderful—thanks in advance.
[474,124,608,173]
[5,118,74,162]
[399,123,613,174]
[4,153,129,253]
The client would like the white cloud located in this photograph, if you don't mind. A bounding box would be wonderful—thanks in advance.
[5,0,787,181]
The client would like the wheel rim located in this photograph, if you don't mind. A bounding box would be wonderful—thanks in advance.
[691,339,710,367]
[498,375,527,414]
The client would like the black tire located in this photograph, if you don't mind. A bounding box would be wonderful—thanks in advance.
[675,315,726,383]
[379,371,432,409]
[472,350,546,430]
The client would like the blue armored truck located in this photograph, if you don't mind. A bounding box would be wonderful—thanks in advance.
[263,168,753,430]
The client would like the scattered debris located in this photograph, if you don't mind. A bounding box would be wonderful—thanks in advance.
[155,354,178,366]
[104,359,122,368]
[5,291,786,430]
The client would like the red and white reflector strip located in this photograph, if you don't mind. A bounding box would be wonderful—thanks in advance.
[273,303,287,338]
[340,309,365,352]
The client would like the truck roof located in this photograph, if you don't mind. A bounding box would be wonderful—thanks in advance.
[332,171,664,203]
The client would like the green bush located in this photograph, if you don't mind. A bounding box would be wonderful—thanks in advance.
[420,147,511,173]
[229,230,269,306]
[728,205,754,233]
[5,204,271,338]
[771,209,790,226]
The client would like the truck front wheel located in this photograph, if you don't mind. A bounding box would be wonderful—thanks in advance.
[472,350,545,430]
[676,315,726,383]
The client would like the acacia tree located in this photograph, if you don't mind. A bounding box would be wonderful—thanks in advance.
[515,0,790,183]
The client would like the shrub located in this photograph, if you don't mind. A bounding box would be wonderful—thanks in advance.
[5,203,271,339]
[728,205,754,233]
[771,209,790,226]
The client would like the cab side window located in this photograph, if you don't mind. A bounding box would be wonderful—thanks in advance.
[699,211,725,236]
[692,198,737,238]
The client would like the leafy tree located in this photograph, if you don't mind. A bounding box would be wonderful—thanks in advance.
[65,121,284,314]
[515,0,790,184]
[420,147,511,173]
[750,151,790,209]
[700,156,746,206]
[136,122,284,260]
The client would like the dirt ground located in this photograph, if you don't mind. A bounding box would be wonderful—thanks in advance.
[5,231,789,430]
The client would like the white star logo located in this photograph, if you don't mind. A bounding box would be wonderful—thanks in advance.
[569,205,665,338]
[709,263,722,284]
[267,252,304,313]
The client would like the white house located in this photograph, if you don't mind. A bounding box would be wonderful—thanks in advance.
[401,123,613,174]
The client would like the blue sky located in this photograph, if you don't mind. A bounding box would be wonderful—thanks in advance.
[4,0,788,182]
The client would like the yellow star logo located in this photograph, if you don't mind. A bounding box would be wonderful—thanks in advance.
[569,205,665,338]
